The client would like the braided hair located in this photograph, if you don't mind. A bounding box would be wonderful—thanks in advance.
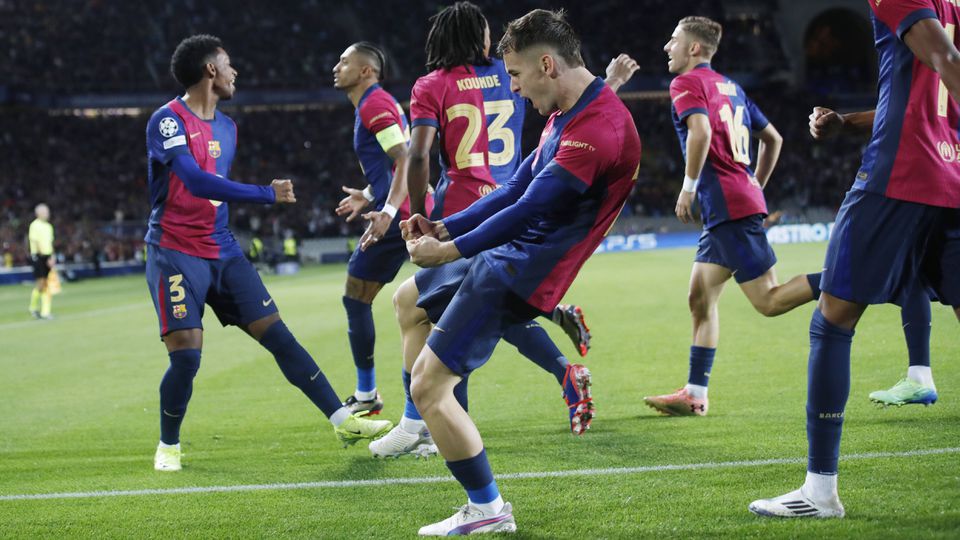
[424,1,490,71]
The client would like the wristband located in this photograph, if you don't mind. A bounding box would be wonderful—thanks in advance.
[381,203,398,218]
[361,186,375,202]
[682,176,699,193]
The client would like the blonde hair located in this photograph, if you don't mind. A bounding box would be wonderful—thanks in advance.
[679,16,722,58]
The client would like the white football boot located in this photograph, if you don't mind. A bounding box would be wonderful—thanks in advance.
[418,502,516,536]
[369,425,438,458]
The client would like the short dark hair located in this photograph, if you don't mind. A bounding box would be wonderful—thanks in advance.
[424,1,490,71]
[170,34,223,88]
[497,9,584,67]
[351,41,388,82]
[679,16,722,57]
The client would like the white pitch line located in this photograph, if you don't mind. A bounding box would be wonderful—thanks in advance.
[0,304,143,331]
[2,446,957,502]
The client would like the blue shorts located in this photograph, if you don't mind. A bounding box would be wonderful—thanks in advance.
[426,258,540,377]
[822,189,960,307]
[145,244,278,337]
[347,218,408,283]
[415,258,473,323]
[695,214,777,283]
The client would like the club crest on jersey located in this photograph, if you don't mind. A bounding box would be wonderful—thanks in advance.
[937,140,960,163]
[208,140,222,158]
[172,304,188,319]
[479,184,500,197]
[159,117,179,138]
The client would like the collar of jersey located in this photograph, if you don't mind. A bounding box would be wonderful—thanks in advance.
[358,83,381,106]
[176,96,217,123]
[557,76,605,120]
[694,63,712,71]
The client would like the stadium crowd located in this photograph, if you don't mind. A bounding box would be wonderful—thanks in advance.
[3,0,779,94]
[0,0,861,266]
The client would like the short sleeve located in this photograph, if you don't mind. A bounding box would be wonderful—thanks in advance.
[669,75,708,120]
[360,95,401,133]
[360,96,406,151]
[409,76,441,129]
[146,110,190,165]
[546,115,616,193]
[871,0,938,40]
[744,95,769,132]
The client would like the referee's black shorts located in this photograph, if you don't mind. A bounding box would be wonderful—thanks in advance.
[32,254,51,279]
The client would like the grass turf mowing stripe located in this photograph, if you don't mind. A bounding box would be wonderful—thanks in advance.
[0,303,143,330]
[2,446,957,502]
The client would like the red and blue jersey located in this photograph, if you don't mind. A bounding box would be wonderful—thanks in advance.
[145,98,241,259]
[858,0,960,208]
[475,79,641,312]
[410,58,526,218]
[354,84,421,219]
[670,64,769,229]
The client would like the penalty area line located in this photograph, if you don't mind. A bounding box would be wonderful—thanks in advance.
[2,446,957,502]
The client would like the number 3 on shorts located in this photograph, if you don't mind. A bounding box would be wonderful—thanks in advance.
[168,274,186,303]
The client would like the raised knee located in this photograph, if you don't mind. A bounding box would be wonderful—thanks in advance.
[409,372,429,412]
[394,285,424,328]
[753,298,782,317]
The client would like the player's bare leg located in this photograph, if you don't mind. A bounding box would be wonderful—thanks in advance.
[394,276,432,374]
[370,276,439,458]
[342,275,386,415]
[412,344,513,535]
[644,262,729,416]
[689,262,731,348]
[739,266,817,317]
[410,346,480,460]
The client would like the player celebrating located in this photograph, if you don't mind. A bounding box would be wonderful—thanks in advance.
[643,16,822,416]
[751,0,960,518]
[402,9,641,534]
[332,41,431,416]
[27,203,55,320]
[368,2,636,457]
[145,35,391,472]
[809,106,943,407]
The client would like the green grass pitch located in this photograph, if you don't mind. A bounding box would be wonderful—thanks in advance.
[1,243,958,538]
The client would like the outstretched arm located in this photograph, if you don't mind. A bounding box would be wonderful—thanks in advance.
[442,153,536,239]
[170,154,289,204]
[809,107,875,140]
[407,164,581,267]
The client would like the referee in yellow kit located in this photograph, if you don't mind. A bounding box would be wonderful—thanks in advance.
[28,203,55,320]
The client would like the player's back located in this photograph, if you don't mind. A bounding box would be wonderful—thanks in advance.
[144,98,241,259]
[860,0,960,208]
[669,65,767,228]
[410,58,524,218]
[473,59,526,185]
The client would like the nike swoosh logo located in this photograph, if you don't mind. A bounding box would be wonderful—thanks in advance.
[310,369,321,381]
[262,298,274,307]
[162,409,183,418]
[190,132,201,139]
[433,327,445,333]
